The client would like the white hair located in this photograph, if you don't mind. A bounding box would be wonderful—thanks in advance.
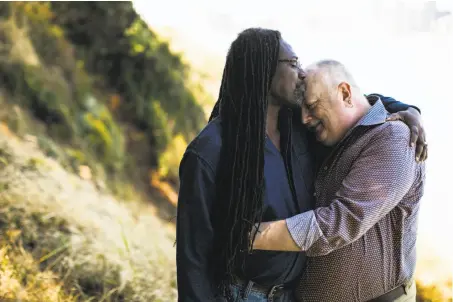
[307,59,359,92]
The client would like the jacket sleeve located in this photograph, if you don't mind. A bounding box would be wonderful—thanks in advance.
[176,149,217,301]
[368,93,421,113]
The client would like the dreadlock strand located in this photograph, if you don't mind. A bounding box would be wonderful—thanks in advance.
[210,28,281,300]
[235,32,269,257]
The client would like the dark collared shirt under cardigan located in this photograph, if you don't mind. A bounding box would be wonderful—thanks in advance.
[176,94,418,301]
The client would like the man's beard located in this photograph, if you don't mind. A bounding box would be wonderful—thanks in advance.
[269,84,305,108]
[291,84,306,107]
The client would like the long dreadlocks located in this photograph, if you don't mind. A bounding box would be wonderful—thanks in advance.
[209,28,281,299]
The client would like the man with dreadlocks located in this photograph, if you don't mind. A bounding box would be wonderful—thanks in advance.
[176,28,426,301]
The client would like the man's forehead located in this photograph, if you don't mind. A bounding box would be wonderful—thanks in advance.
[279,39,297,59]
[305,70,325,94]
[305,68,325,84]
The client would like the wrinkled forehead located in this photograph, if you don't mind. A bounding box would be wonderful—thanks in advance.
[305,69,328,97]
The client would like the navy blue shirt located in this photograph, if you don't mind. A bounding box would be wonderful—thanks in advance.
[176,94,416,301]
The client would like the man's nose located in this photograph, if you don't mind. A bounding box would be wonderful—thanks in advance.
[298,68,306,80]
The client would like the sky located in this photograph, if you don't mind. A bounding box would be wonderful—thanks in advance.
[134,0,452,284]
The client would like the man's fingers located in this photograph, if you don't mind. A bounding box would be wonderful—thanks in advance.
[410,125,419,148]
[386,113,401,121]
[417,128,427,162]
[420,145,428,162]
[415,143,424,162]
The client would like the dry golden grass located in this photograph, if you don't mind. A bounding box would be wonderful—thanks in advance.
[0,131,177,301]
[0,240,77,301]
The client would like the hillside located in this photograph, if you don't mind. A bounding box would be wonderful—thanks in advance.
[0,129,176,301]
[0,2,198,300]
[0,2,210,205]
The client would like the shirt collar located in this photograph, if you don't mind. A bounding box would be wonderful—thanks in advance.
[354,95,388,127]
[337,96,388,145]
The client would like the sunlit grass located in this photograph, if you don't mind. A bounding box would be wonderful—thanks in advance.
[0,132,177,301]
[0,244,77,301]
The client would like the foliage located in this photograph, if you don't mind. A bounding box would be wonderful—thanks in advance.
[0,1,209,188]
[50,2,208,159]
[158,134,188,181]
[79,96,126,172]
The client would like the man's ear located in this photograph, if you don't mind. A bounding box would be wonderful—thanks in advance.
[338,82,352,107]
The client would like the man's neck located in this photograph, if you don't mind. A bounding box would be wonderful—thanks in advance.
[355,95,372,120]
[341,96,373,136]
[266,103,281,150]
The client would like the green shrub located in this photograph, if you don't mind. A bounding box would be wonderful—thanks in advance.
[79,96,126,172]
[0,1,211,186]
[23,65,75,137]
[50,1,209,163]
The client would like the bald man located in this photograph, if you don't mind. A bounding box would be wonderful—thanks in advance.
[251,60,425,302]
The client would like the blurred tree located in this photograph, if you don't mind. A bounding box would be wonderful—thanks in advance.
[50,2,207,168]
